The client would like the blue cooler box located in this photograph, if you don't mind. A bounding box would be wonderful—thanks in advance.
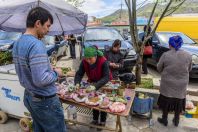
[132,97,154,114]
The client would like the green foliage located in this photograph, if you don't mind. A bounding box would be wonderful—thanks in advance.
[0,51,12,66]
[29,120,33,132]
[139,78,153,89]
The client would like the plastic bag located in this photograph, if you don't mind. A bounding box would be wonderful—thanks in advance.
[186,95,194,109]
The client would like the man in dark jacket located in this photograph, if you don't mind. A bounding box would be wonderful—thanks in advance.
[68,34,76,59]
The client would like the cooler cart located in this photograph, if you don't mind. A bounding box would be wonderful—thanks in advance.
[131,94,154,127]
[0,64,31,131]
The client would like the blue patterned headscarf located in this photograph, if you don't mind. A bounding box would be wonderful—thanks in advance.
[169,35,183,51]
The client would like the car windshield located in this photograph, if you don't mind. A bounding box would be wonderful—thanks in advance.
[157,32,196,44]
[42,36,55,45]
[0,31,21,41]
[84,28,124,41]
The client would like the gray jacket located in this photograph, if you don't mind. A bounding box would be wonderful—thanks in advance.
[157,49,192,99]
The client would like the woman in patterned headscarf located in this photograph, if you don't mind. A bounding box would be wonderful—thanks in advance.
[74,46,112,130]
[157,35,192,127]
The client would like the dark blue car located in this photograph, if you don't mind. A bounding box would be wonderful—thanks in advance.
[139,31,198,78]
[78,26,137,72]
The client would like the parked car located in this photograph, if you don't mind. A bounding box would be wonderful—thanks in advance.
[42,35,68,65]
[78,26,137,73]
[0,31,21,51]
[0,31,67,65]
[139,31,198,78]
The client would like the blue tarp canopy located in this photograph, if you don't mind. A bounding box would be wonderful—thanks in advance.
[0,0,88,35]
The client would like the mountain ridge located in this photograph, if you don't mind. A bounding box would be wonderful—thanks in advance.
[100,0,198,23]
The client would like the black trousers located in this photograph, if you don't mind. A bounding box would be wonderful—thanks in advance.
[69,44,76,58]
[161,107,180,122]
[93,109,107,123]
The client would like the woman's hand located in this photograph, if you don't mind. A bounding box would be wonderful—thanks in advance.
[113,64,119,68]
[110,62,116,67]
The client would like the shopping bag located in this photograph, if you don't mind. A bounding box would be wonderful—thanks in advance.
[144,46,153,55]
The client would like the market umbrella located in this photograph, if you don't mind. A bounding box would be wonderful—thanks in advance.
[0,0,87,35]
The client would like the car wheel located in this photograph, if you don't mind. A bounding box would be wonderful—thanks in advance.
[0,111,8,124]
[19,118,31,132]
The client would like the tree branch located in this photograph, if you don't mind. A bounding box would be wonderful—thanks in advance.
[126,0,138,51]
[150,0,172,36]
[145,0,158,38]
[133,0,138,45]
[164,0,186,17]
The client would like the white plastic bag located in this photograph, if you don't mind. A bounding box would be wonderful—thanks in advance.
[186,95,194,109]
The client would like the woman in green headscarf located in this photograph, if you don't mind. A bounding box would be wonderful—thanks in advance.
[74,46,112,129]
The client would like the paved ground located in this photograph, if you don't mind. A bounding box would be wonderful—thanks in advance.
[1,45,198,132]
[1,110,198,132]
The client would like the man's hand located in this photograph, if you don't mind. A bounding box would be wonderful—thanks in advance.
[54,67,63,77]
[110,63,119,69]
[50,65,55,70]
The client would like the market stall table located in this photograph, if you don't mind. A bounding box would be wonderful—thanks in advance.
[59,89,135,132]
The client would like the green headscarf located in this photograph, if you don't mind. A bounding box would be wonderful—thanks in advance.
[84,46,103,58]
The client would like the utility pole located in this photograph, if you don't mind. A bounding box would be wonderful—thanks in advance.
[120,0,123,20]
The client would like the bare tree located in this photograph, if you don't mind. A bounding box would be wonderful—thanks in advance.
[125,0,186,84]
[66,0,85,7]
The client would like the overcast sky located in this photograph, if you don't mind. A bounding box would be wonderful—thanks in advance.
[0,0,152,18]
[79,0,153,18]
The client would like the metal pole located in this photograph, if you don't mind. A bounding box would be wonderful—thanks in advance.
[38,0,40,6]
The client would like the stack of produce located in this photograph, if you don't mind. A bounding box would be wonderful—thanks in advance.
[56,80,128,113]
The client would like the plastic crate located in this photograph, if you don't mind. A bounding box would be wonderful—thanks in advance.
[132,97,154,114]
[185,113,193,118]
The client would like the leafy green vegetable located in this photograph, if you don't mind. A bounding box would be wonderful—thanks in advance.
[0,51,12,66]
[61,67,71,75]
[138,78,153,89]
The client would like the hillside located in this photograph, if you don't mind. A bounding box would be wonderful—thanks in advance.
[100,0,198,23]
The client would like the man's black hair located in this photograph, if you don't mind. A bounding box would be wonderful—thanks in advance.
[26,7,53,28]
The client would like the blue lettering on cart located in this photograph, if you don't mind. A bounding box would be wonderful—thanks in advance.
[1,87,20,101]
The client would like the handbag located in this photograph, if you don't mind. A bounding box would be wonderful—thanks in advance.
[143,45,153,55]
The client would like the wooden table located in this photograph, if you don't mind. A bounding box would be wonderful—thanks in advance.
[59,89,135,132]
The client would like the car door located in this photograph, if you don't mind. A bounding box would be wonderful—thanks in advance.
[155,34,170,62]
[150,33,170,65]
[150,34,161,65]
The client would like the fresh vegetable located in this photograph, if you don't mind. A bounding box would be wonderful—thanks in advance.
[86,85,96,92]
[0,51,12,66]
[61,67,71,75]
[68,84,76,92]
